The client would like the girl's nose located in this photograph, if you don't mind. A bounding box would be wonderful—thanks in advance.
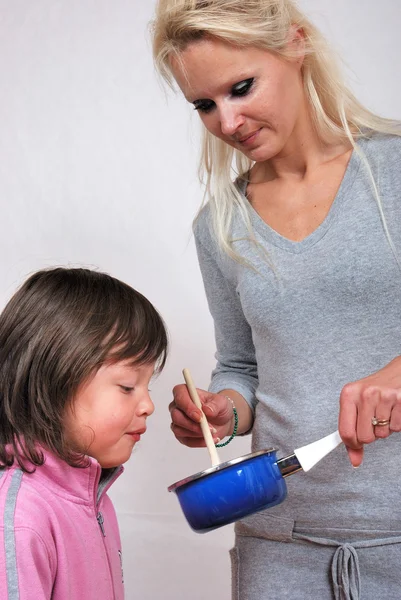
[138,391,155,418]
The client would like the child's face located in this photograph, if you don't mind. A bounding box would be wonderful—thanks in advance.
[64,360,155,468]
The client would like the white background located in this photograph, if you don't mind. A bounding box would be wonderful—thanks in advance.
[0,1,400,598]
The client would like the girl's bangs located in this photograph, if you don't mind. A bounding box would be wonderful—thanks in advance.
[101,300,168,373]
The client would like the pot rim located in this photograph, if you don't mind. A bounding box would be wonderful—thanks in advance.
[168,447,277,492]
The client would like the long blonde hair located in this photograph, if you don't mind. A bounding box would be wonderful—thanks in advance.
[151,0,401,263]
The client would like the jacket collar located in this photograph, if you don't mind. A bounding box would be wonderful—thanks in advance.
[21,447,124,507]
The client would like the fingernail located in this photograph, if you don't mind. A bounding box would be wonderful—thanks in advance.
[215,437,221,444]
[209,425,217,434]
[190,411,202,422]
[353,466,360,470]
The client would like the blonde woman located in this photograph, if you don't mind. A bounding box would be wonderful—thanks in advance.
[152,1,401,598]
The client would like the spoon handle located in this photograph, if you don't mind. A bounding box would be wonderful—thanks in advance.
[183,368,221,467]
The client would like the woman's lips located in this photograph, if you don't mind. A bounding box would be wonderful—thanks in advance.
[238,128,261,147]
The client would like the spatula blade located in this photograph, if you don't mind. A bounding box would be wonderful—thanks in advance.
[294,430,342,472]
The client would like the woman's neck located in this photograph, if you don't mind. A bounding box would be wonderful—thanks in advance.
[251,103,352,184]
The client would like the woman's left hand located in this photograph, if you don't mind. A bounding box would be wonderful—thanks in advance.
[339,356,401,467]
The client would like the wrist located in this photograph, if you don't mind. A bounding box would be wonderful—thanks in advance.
[226,396,236,434]
[216,389,254,435]
[215,396,238,448]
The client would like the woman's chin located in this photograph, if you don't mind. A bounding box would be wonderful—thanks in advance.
[239,143,278,163]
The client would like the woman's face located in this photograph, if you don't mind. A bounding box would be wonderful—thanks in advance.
[171,36,306,162]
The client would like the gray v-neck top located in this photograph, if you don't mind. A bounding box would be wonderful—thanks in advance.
[194,133,401,532]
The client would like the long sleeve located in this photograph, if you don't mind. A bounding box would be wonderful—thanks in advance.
[194,217,259,411]
[0,527,55,599]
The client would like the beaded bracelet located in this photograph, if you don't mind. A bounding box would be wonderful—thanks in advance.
[215,396,239,448]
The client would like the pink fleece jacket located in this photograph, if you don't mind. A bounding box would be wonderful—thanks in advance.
[0,449,124,599]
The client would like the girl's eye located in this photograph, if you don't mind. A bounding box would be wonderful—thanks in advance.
[232,78,254,97]
[193,99,215,114]
[119,385,134,394]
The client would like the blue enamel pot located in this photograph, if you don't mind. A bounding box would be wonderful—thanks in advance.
[168,448,302,533]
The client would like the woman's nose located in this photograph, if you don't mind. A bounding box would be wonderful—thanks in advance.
[219,104,245,137]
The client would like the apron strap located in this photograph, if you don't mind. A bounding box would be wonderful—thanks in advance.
[331,543,360,600]
[293,532,401,600]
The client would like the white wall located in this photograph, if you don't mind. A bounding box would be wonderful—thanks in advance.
[0,1,400,598]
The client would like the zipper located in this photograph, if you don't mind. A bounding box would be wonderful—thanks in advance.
[97,511,106,537]
[119,550,124,584]
[95,466,123,506]
[94,466,124,599]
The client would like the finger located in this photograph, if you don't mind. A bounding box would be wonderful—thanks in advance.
[178,437,221,449]
[346,446,364,467]
[170,407,205,434]
[202,394,233,426]
[390,393,401,432]
[171,423,205,439]
[171,420,218,438]
[172,384,203,423]
[339,383,362,449]
[372,388,395,439]
[357,386,379,443]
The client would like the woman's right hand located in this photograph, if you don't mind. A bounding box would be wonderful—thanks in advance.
[169,385,234,447]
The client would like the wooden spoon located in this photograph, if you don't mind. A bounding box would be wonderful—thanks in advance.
[183,368,220,467]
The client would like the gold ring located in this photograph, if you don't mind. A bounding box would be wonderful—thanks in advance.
[371,417,390,426]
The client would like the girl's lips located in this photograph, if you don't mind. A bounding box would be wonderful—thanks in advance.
[126,430,146,442]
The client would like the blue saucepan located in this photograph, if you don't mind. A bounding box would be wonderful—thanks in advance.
[168,430,342,533]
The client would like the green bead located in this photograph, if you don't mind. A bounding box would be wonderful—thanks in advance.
[215,407,238,448]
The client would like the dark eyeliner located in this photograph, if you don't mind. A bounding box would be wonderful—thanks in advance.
[193,78,254,113]
[193,99,215,113]
[232,78,255,96]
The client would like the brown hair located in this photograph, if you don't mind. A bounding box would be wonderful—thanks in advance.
[0,267,168,471]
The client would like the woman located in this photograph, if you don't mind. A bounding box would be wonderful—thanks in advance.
[152,1,401,598]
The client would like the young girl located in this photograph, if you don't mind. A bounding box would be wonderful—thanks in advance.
[0,267,168,600]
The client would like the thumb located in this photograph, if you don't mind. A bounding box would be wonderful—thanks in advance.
[346,446,364,468]
[202,394,232,425]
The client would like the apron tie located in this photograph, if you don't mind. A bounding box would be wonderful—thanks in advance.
[331,543,360,600]
[293,531,401,600]
[236,519,401,599]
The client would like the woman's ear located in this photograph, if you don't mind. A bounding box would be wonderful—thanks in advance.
[287,25,305,67]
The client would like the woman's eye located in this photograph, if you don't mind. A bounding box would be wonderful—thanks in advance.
[232,78,254,97]
[193,99,215,114]
[119,385,134,394]
[192,79,254,113]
